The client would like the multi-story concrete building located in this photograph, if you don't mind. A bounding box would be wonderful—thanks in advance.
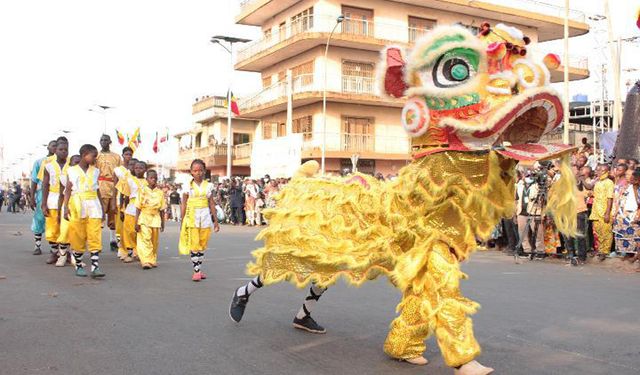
[178,0,590,177]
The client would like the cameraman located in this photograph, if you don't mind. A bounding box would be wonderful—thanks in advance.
[515,170,544,253]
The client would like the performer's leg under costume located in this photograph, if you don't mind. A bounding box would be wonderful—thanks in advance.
[70,218,103,275]
[123,214,137,259]
[384,242,480,368]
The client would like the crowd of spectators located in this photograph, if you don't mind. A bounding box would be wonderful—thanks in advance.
[490,138,640,269]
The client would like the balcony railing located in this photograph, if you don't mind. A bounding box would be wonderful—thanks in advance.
[178,144,229,159]
[238,0,586,23]
[239,74,381,112]
[234,143,253,159]
[302,132,411,154]
[342,76,377,95]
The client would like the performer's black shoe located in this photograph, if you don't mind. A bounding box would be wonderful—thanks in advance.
[33,248,42,255]
[292,315,326,334]
[110,241,118,252]
[229,290,249,323]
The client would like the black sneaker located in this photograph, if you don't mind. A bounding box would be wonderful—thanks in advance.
[110,241,118,252]
[229,291,249,323]
[292,315,326,334]
[33,248,42,255]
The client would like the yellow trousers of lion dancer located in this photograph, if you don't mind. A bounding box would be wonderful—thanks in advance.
[383,242,481,368]
[123,214,138,257]
[45,209,61,243]
[116,209,127,258]
[592,219,613,254]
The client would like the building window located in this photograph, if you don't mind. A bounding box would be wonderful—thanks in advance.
[263,123,274,139]
[195,132,202,148]
[262,74,272,88]
[342,61,375,94]
[233,133,250,145]
[291,7,313,35]
[277,70,286,83]
[342,116,374,152]
[455,22,480,35]
[342,6,374,37]
[292,60,314,89]
[408,16,436,43]
[277,122,286,137]
[293,115,313,140]
[340,158,376,175]
[278,21,286,42]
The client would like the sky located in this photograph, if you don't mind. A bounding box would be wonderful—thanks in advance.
[0,0,638,180]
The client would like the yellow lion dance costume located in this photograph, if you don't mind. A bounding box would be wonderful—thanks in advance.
[229,23,576,375]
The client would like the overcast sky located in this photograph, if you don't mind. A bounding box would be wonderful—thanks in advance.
[0,0,638,179]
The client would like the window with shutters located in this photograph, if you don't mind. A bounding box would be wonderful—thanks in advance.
[291,61,314,87]
[342,6,374,37]
[277,122,286,137]
[291,7,313,35]
[277,70,286,83]
[263,28,272,43]
[292,115,313,140]
[408,17,436,43]
[233,133,250,145]
[455,22,480,35]
[342,61,375,94]
[262,74,272,88]
[263,123,274,140]
[342,116,374,152]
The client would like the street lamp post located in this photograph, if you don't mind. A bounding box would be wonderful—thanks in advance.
[89,105,113,134]
[211,35,251,179]
[321,15,344,176]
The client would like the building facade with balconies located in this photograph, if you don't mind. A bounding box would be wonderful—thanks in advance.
[231,0,590,176]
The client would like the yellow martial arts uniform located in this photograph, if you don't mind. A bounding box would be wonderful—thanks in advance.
[589,175,615,254]
[178,180,213,255]
[96,151,121,229]
[67,165,103,252]
[135,186,167,266]
[114,166,130,258]
[39,158,67,243]
[123,175,147,253]
[57,164,72,245]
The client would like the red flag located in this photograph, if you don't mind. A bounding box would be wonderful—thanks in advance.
[225,91,240,116]
[115,129,125,145]
[159,128,169,143]
[152,132,159,153]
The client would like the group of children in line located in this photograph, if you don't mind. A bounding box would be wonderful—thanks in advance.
[33,135,220,281]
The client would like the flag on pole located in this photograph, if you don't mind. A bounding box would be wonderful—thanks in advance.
[153,132,159,153]
[159,128,169,143]
[115,129,125,145]
[128,127,141,153]
[224,91,240,116]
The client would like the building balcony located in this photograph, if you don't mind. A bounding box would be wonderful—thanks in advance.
[236,0,588,42]
[177,131,411,170]
[235,13,589,83]
[238,74,403,117]
[549,55,590,82]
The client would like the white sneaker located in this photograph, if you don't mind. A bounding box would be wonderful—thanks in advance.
[55,254,67,267]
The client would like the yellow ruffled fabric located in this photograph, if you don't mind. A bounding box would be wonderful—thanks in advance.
[247,151,520,291]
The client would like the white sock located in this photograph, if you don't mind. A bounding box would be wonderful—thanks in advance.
[296,285,326,319]
[237,276,262,297]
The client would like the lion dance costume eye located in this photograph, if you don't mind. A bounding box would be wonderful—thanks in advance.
[231,22,578,375]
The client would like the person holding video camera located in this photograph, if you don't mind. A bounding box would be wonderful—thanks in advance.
[515,170,545,254]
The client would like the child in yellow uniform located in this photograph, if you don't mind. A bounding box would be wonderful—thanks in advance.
[56,154,80,267]
[134,169,166,269]
[114,148,134,260]
[40,137,69,265]
[122,161,147,263]
[63,144,105,278]
[179,159,220,282]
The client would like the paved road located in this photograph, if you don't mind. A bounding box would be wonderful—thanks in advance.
[1,213,639,375]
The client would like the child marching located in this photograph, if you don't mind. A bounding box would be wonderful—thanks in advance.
[40,137,69,265]
[56,154,81,267]
[134,169,166,269]
[62,144,105,278]
[114,147,134,260]
[121,160,147,263]
[178,159,220,282]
